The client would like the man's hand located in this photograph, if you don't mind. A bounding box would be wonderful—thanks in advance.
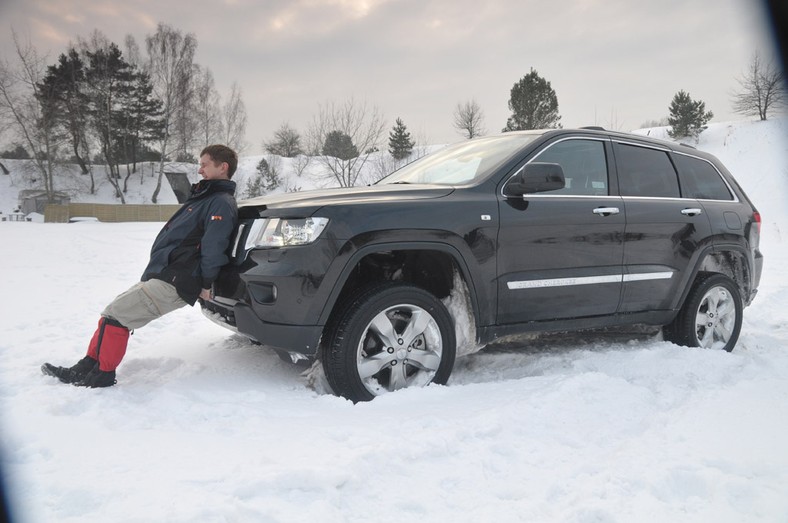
[199,288,213,301]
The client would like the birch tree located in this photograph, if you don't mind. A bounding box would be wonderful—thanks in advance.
[221,81,247,154]
[0,31,58,201]
[145,24,197,203]
[193,66,224,147]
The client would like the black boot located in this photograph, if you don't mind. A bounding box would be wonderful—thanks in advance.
[41,356,98,384]
[75,367,116,388]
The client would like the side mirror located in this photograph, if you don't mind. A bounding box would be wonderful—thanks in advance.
[503,162,565,197]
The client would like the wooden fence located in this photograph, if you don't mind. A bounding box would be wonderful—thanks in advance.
[44,203,181,223]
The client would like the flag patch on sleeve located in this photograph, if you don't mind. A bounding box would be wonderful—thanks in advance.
[210,215,223,221]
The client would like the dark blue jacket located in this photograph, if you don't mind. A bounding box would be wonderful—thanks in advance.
[142,179,238,304]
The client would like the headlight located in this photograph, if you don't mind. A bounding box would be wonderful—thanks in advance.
[245,217,329,249]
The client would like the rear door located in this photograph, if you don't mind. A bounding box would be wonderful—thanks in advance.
[496,137,625,323]
[613,141,713,312]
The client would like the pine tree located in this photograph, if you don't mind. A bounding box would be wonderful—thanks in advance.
[84,43,137,202]
[37,49,92,175]
[667,90,713,141]
[245,157,281,198]
[119,70,164,191]
[388,117,415,160]
[322,130,358,160]
[244,158,267,198]
[504,68,561,131]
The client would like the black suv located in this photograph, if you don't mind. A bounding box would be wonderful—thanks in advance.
[202,128,763,402]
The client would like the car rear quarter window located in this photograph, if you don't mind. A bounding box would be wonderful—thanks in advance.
[615,143,680,198]
[530,139,609,195]
[673,153,733,200]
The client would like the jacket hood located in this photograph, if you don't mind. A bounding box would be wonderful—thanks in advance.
[189,179,236,201]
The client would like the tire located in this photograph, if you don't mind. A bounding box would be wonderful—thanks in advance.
[321,282,456,402]
[664,273,743,352]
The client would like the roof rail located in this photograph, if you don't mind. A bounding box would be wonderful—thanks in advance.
[580,126,605,131]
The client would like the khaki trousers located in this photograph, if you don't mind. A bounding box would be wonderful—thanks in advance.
[101,279,188,330]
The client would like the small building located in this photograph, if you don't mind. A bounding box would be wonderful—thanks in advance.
[18,190,71,215]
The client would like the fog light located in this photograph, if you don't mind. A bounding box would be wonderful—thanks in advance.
[249,282,277,304]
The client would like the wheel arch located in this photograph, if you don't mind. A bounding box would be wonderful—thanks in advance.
[318,241,482,335]
[675,244,754,313]
[697,246,753,306]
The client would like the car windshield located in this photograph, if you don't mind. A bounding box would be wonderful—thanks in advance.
[378,133,543,186]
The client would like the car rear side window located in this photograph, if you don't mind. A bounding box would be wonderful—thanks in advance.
[673,154,733,200]
[531,139,609,195]
[615,143,680,198]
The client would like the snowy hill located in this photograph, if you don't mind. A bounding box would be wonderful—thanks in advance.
[0,146,440,217]
[1,119,787,522]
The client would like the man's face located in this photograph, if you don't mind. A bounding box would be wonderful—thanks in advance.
[198,154,228,180]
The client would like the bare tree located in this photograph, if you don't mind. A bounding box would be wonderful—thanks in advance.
[221,81,247,154]
[0,30,58,202]
[292,153,312,178]
[308,98,385,187]
[192,65,223,147]
[171,65,198,161]
[124,34,143,71]
[264,122,303,157]
[453,99,486,139]
[732,52,786,120]
[145,23,197,203]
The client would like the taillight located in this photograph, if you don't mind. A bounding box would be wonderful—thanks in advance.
[753,211,761,233]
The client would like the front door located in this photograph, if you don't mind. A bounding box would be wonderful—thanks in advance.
[496,137,625,324]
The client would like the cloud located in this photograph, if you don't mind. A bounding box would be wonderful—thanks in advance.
[30,17,70,45]
[0,0,776,152]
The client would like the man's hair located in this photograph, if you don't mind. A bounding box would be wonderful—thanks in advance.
[200,144,238,178]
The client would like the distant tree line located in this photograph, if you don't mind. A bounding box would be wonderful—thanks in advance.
[0,25,248,203]
[4,28,785,202]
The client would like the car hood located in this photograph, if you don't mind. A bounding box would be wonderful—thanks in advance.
[238,184,455,214]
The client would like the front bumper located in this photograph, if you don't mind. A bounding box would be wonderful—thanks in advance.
[201,297,324,356]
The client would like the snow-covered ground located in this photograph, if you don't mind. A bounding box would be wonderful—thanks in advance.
[1,119,787,522]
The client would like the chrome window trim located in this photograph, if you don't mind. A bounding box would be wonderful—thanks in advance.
[613,139,671,152]
[621,195,692,202]
[512,194,623,200]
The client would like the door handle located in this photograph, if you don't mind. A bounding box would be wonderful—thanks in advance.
[593,207,620,216]
[681,208,703,216]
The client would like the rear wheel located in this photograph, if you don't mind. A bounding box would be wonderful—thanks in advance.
[664,273,743,352]
[322,282,456,402]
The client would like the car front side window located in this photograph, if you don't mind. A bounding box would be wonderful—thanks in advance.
[528,138,609,196]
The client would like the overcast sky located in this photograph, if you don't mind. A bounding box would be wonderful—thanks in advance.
[0,0,780,155]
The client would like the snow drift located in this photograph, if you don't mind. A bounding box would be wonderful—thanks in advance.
[1,119,787,522]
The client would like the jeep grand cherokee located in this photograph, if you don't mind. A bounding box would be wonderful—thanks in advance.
[202,128,762,402]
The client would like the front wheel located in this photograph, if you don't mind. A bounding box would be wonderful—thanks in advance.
[322,282,456,402]
[664,273,743,352]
